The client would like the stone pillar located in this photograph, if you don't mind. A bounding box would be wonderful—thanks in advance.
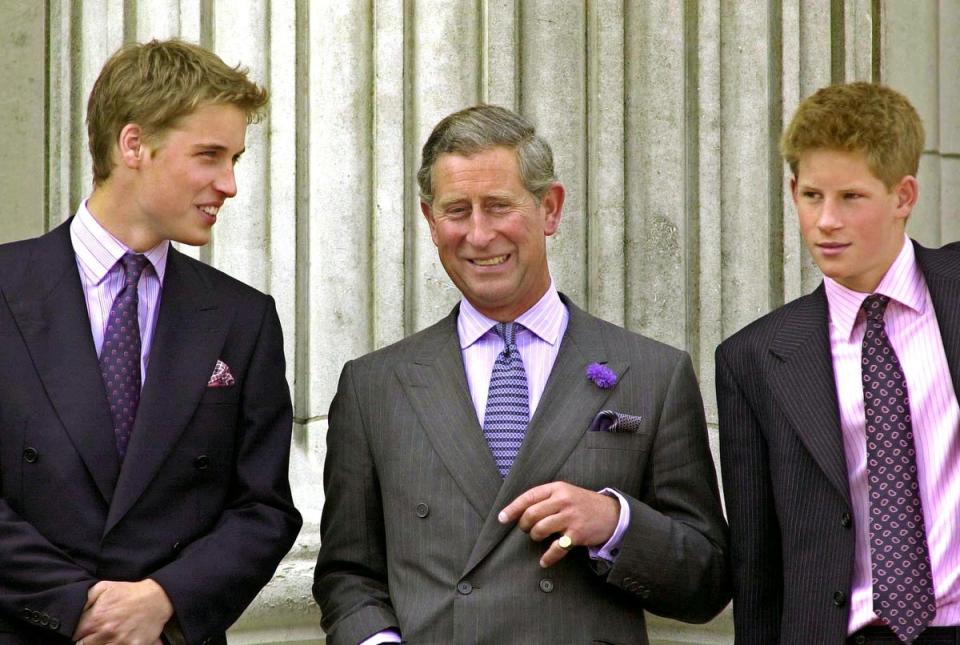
[1,2,956,643]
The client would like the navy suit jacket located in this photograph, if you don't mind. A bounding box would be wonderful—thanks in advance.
[0,220,302,644]
[716,241,960,643]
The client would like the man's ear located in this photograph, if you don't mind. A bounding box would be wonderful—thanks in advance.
[540,182,565,237]
[893,175,919,220]
[420,200,440,247]
[117,124,145,169]
[789,176,799,206]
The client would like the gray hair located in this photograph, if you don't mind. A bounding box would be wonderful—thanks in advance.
[417,104,557,204]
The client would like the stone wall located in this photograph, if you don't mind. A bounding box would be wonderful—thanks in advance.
[1,2,957,643]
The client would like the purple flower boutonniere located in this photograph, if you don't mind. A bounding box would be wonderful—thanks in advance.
[586,362,617,389]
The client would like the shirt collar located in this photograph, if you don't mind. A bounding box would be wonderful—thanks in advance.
[70,200,169,285]
[824,234,926,341]
[458,281,566,349]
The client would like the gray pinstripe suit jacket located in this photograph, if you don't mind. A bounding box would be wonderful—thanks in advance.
[716,241,960,644]
[314,295,729,645]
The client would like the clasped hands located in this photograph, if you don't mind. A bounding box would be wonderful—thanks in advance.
[73,579,172,645]
[498,481,620,568]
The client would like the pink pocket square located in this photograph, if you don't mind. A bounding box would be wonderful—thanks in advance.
[208,360,236,387]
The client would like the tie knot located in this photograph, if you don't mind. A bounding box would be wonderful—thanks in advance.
[862,294,891,323]
[494,322,522,348]
[120,253,149,288]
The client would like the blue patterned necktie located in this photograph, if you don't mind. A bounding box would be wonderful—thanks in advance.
[482,322,529,477]
[861,294,936,643]
[99,253,149,459]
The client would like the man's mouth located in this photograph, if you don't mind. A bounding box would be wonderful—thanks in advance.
[472,255,509,266]
[198,205,220,217]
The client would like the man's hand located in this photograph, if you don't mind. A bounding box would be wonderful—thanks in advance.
[72,579,172,645]
[498,481,620,568]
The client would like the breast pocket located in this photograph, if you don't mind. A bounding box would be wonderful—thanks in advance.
[584,429,648,451]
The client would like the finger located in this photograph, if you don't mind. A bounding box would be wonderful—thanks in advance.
[516,494,567,533]
[539,536,574,568]
[498,483,555,524]
[527,510,567,542]
[85,581,108,608]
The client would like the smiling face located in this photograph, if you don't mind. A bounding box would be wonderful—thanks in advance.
[97,102,248,251]
[793,148,917,293]
[421,146,564,321]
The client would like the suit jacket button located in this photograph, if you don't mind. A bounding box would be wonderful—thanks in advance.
[21,608,31,620]
[39,613,49,626]
[840,512,852,529]
[539,578,555,593]
[49,617,60,630]
[833,590,847,607]
[415,503,429,518]
[193,455,210,470]
[173,541,182,553]
[853,636,867,645]
[457,581,473,595]
[23,447,39,463]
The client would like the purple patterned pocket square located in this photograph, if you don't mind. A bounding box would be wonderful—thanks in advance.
[589,410,643,433]
[207,360,236,388]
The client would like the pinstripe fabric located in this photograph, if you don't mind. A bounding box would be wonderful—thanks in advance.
[717,241,960,645]
[316,295,729,645]
[825,239,960,632]
[70,203,168,381]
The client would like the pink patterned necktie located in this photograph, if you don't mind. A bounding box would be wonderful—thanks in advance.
[99,253,149,459]
[861,294,936,643]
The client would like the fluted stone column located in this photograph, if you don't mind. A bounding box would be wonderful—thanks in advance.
[1,2,956,644]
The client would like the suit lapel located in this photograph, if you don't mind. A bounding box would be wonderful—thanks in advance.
[395,309,504,520]
[463,299,625,575]
[106,248,229,533]
[915,242,960,399]
[768,286,850,502]
[4,222,120,503]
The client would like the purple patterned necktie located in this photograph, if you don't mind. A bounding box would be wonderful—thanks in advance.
[482,322,529,477]
[99,253,149,459]
[861,294,936,643]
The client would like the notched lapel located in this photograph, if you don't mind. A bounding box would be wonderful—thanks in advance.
[768,288,850,502]
[396,314,503,521]
[915,243,960,399]
[7,224,120,503]
[106,250,230,533]
[463,301,625,576]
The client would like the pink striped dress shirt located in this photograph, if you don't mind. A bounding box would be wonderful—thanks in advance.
[70,201,168,381]
[824,236,960,632]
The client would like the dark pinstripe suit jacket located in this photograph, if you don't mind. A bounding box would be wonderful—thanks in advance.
[314,295,729,645]
[716,241,960,644]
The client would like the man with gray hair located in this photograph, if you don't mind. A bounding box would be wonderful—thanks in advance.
[313,104,729,644]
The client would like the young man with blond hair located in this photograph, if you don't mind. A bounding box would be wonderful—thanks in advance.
[0,39,300,644]
[718,82,960,644]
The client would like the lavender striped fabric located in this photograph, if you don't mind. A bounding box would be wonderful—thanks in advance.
[70,202,168,381]
[825,236,960,632]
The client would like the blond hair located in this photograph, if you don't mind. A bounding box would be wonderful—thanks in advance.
[87,38,268,185]
[781,82,924,189]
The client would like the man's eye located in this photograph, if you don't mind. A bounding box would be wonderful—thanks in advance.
[844,192,862,200]
[802,191,820,199]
